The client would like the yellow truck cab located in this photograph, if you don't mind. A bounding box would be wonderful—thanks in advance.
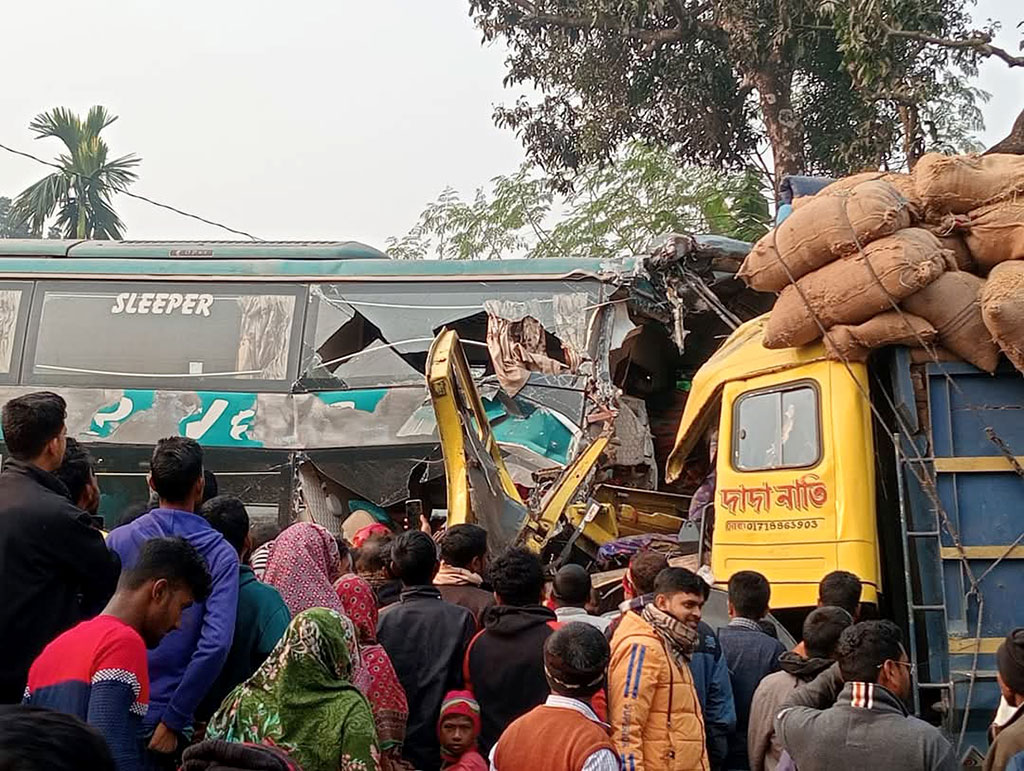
[666,315,881,609]
[667,311,1024,752]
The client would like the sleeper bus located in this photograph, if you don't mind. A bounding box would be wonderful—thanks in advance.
[0,238,680,537]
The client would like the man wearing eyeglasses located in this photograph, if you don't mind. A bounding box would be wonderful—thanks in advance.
[773,619,957,771]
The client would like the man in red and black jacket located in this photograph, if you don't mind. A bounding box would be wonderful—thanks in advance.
[464,547,559,754]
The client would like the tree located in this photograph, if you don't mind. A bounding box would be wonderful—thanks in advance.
[988,107,1024,154]
[10,106,140,239]
[0,198,32,238]
[468,0,1021,189]
[387,142,769,260]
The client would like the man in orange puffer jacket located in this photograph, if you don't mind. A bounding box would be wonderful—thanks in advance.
[609,567,710,771]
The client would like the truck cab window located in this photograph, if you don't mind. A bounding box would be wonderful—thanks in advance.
[733,384,820,470]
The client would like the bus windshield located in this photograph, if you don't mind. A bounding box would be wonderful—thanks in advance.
[304,279,601,389]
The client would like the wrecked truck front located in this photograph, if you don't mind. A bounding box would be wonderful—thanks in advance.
[424,235,774,558]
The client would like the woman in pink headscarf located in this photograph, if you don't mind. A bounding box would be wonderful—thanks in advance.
[263,522,346,617]
[336,574,409,764]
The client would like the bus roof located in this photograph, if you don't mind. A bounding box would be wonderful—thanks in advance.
[0,239,636,280]
[0,239,389,259]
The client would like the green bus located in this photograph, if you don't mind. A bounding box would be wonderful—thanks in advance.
[0,238,712,536]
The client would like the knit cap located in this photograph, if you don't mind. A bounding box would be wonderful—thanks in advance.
[438,689,481,735]
[997,628,1024,695]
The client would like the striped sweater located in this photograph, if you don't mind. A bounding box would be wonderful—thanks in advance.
[24,614,148,771]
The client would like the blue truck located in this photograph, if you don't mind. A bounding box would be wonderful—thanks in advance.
[891,350,1022,760]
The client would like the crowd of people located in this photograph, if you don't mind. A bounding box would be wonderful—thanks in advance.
[0,390,1022,771]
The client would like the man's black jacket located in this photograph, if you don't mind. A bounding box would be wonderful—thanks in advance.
[0,461,119,703]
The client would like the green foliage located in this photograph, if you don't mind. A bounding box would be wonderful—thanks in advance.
[10,106,140,239]
[387,143,769,260]
[0,197,32,238]
[467,0,1010,184]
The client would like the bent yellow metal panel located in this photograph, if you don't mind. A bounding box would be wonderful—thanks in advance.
[712,359,878,609]
[427,331,472,526]
[666,315,830,483]
[521,434,611,553]
[427,329,524,528]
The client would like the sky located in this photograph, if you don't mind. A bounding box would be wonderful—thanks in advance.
[0,0,1020,248]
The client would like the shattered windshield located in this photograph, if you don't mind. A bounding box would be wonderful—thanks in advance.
[27,282,302,390]
[302,279,604,389]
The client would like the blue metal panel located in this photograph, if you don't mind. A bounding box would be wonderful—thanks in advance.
[890,355,1024,751]
[937,473,1024,546]
[890,347,919,435]
[930,364,1024,457]
[913,361,1024,748]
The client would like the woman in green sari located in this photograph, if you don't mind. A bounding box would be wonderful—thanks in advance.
[207,607,380,771]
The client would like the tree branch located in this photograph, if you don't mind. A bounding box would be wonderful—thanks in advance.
[879,23,1024,68]
[508,0,686,50]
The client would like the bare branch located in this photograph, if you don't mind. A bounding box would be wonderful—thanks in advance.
[508,0,686,50]
[880,23,1024,68]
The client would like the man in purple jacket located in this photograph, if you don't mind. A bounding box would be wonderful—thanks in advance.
[106,437,238,768]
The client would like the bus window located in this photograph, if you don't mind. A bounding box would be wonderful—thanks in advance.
[0,283,30,382]
[304,280,602,389]
[26,282,302,390]
[733,383,820,471]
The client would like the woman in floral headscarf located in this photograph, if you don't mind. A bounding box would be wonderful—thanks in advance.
[264,522,345,616]
[335,574,409,762]
[206,608,380,771]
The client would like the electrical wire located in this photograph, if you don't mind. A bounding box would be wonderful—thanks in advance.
[0,140,263,241]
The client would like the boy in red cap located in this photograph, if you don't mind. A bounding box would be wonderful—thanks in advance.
[438,690,487,771]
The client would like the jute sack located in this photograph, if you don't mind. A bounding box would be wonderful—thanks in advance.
[963,198,1024,273]
[901,270,1000,372]
[939,235,975,272]
[919,225,976,273]
[981,260,1024,374]
[914,152,1024,215]
[739,180,912,292]
[793,171,920,214]
[764,228,949,349]
[823,311,937,362]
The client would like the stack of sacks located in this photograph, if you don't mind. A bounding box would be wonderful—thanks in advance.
[902,271,1000,372]
[738,180,913,292]
[913,153,1024,373]
[763,228,949,348]
[738,152,1024,373]
[791,171,921,214]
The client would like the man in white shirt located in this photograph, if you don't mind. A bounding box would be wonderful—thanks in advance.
[489,623,619,771]
[550,564,611,633]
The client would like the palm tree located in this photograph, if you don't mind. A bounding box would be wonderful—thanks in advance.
[11,106,140,239]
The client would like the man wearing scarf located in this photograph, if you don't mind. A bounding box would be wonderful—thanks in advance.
[609,566,711,771]
[434,524,494,628]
